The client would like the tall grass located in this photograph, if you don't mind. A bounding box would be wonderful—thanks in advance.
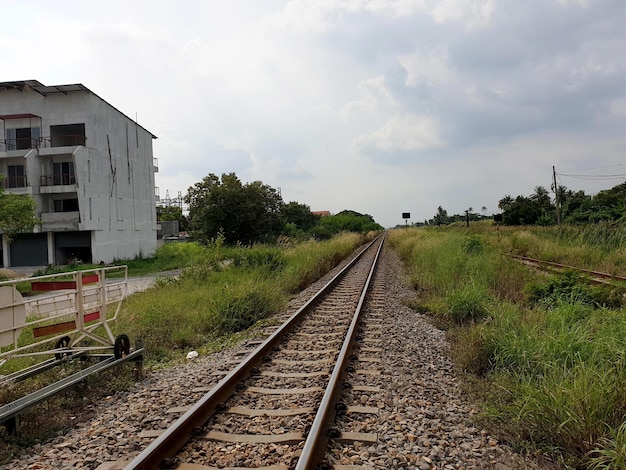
[477,222,626,275]
[114,232,365,363]
[389,227,529,321]
[388,225,626,467]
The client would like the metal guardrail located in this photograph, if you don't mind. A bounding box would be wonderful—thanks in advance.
[0,348,144,433]
[0,266,128,368]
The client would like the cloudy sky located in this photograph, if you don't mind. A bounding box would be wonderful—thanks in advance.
[2,0,625,227]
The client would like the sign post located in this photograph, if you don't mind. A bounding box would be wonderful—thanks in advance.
[402,212,410,228]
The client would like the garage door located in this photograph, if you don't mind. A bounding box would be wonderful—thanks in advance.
[55,231,92,265]
[10,233,48,267]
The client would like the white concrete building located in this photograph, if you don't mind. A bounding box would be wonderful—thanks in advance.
[0,80,158,267]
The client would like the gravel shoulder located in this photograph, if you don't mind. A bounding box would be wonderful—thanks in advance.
[4,246,543,469]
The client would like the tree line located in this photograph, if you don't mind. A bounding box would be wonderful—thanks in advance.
[498,182,626,225]
[426,181,626,227]
[160,172,382,244]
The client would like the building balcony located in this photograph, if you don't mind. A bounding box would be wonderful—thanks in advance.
[4,175,27,188]
[0,135,86,153]
[3,176,34,195]
[40,174,77,194]
[0,138,40,152]
[41,211,80,231]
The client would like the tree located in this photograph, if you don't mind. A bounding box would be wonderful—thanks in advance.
[433,206,449,226]
[184,172,284,245]
[0,176,38,238]
[498,187,557,226]
[281,201,320,232]
[498,195,513,212]
[532,185,552,219]
[309,210,383,239]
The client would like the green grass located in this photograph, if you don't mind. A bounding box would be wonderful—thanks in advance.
[114,232,366,364]
[388,225,626,468]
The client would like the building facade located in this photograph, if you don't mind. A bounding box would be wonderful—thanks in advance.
[0,80,158,267]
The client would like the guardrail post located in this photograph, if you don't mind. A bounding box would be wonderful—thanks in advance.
[5,414,20,434]
[133,339,145,380]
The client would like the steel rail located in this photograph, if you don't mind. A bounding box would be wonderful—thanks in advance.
[510,254,626,282]
[0,352,85,386]
[125,235,383,469]
[296,233,385,469]
[0,348,144,433]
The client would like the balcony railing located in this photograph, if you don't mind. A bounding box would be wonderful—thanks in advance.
[40,173,76,186]
[4,175,28,188]
[1,135,86,151]
[1,138,40,151]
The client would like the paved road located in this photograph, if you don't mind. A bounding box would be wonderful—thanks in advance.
[124,270,181,296]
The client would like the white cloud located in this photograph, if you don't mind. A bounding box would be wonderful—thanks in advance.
[556,0,589,6]
[430,0,496,29]
[339,76,397,120]
[354,113,443,153]
[398,47,451,86]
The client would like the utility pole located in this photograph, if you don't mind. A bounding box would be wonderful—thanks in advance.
[553,165,561,225]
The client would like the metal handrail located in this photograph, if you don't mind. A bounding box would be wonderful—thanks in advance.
[40,173,76,186]
[4,176,28,188]
[0,135,86,151]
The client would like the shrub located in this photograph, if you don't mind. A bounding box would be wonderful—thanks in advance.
[464,236,483,255]
[446,284,491,324]
[526,271,625,309]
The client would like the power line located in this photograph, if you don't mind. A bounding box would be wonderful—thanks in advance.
[560,162,626,172]
[557,173,626,180]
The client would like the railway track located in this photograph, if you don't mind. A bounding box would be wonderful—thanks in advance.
[510,254,626,286]
[7,237,529,469]
[119,234,385,469]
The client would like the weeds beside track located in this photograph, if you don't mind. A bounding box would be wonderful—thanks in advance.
[388,224,626,469]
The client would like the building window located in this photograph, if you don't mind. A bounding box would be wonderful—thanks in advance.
[53,198,79,212]
[53,162,75,185]
[7,165,26,188]
[5,127,40,150]
[50,123,86,147]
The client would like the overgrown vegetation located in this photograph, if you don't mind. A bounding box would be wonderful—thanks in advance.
[114,232,366,363]
[388,223,626,469]
[180,172,382,245]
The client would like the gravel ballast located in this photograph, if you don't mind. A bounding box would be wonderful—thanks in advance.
[3,245,541,469]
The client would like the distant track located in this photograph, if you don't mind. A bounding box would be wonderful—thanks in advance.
[509,254,626,286]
